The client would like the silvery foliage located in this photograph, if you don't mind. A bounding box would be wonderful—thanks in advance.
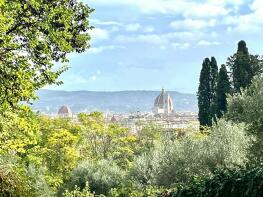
[132,119,251,186]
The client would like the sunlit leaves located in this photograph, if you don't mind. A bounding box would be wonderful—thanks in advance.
[0,0,93,109]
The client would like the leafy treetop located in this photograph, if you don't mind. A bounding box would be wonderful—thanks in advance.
[0,0,94,109]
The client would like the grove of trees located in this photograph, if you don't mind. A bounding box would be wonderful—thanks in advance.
[198,40,263,127]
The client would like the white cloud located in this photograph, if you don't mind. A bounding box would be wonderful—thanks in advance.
[115,30,213,46]
[89,75,97,81]
[224,0,263,34]
[170,19,216,30]
[91,0,235,18]
[88,28,109,41]
[197,40,221,46]
[90,19,122,26]
[116,34,167,45]
[143,26,155,33]
[87,45,124,54]
[172,42,191,49]
[63,74,89,84]
[111,26,120,32]
[96,70,101,75]
[125,23,141,32]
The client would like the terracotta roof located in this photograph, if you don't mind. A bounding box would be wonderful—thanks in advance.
[111,116,118,122]
[58,105,72,114]
[154,89,173,108]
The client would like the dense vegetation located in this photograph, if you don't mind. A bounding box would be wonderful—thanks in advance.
[170,164,263,197]
[0,0,262,196]
[198,40,263,127]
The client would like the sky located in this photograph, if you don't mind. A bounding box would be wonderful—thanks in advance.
[46,0,263,94]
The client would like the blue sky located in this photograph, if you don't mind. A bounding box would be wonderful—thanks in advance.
[46,0,263,94]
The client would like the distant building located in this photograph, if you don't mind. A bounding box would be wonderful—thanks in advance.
[58,105,72,118]
[111,115,118,123]
[153,88,174,115]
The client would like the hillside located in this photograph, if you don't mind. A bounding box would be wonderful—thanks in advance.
[31,89,198,114]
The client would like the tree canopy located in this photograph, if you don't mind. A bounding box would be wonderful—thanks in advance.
[215,64,231,118]
[0,0,93,109]
[198,58,212,127]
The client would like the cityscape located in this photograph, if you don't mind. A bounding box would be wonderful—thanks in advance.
[55,88,198,133]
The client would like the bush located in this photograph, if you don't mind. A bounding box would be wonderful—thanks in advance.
[170,164,263,197]
[59,159,125,196]
[63,184,96,197]
[227,75,263,161]
[0,156,28,197]
[131,119,251,187]
[0,155,51,197]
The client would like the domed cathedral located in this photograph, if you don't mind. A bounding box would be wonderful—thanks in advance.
[153,88,174,115]
[58,105,73,118]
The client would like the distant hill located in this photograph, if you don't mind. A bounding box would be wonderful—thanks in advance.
[31,89,198,114]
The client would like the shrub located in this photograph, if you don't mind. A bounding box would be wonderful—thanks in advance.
[227,75,263,162]
[0,158,28,197]
[131,119,251,187]
[170,164,263,197]
[59,160,125,196]
[63,184,97,197]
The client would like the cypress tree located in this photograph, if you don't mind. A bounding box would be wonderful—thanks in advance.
[216,64,231,118]
[210,57,219,121]
[228,40,253,92]
[198,58,212,127]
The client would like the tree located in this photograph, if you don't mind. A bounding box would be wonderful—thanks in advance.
[131,119,251,187]
[44,129,79,189]
[215,64,231,118]
[198,58,212,127]
[0,0,93,109]
[232,40,252,92]
[227,40,263,93]
[137,123,163,153]
[78,112,138,168]
[60,160,125,196]
[210,57,219,121]
[226,75,263,162]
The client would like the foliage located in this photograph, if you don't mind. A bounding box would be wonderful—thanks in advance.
[215,64,231,118]
[198,41,263,127]
[60,160,125,196]
[109,183,165,197]
[0,155,29,197]
[137,123,163,153]
[0,0,93,109]
[43,128,79,188]
[0,111,81,193]
[170,164,263,197]
[0,110,39,156]
[78,112,138,168]
[227,74,263,162]
[0,155,53,197]
[198,58,212,127]
[209,57,219,121]
[227,40,263,93]
[63,184,96,197]
[131,119,251,187]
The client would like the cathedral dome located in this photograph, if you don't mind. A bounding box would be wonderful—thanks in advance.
[153,89,174,114]
[58,105,72,118]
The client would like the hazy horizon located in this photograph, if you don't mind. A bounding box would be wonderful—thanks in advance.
[41,88,196,95]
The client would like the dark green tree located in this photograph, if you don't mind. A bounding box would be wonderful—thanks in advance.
[215,64,231,118]
[227,40,262,93]
[198,58,212,127]
[0,0,94,109]
[210,57,218,121]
